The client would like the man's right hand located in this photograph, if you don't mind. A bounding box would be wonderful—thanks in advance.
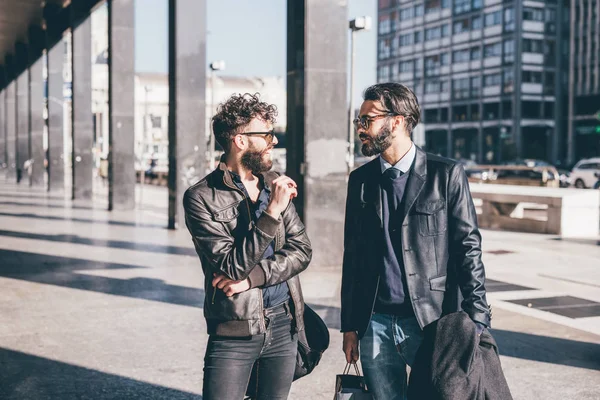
[343,331,360,364]
[266,175,298,218]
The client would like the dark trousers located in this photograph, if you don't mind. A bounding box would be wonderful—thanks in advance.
[203,303,298,400]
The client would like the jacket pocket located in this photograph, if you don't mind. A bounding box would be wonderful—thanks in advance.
[212,203,240,222]
[415,199,446,236]
[429,275,447,292]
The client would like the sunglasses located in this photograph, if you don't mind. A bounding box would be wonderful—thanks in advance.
[243,130,275,144]
[353,113,397,130]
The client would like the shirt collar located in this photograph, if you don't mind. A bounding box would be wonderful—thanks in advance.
[229,171,271,193]
[379,143,416,174]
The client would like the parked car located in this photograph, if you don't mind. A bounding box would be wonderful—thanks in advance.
[570,157,600,188]
[501,158,571,187]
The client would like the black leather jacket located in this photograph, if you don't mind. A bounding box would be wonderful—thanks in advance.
[183,162,312,337]
[341,146,491,338]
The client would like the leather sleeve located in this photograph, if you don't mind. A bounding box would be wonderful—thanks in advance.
[448,164,492,328]
[247,201,312,288]
[183,188,280,281]
[340,171,361,332]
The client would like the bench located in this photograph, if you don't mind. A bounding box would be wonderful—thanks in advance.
[469,184,600,238]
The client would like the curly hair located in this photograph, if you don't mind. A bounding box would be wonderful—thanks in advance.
[212,93,278,153]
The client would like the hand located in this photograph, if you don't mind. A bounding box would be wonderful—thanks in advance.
[266,175,298,217]
[212,273,250,297]
[343,331,360,364]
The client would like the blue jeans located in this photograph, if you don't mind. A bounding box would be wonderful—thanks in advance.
[360,313,424,400]
[203,303,298,400]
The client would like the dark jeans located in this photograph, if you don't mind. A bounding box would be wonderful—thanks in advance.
[203,302,298,400]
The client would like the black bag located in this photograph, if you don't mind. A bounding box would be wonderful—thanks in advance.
[334,363,373,400]
[294,304,330,380]
[245,304,330,398]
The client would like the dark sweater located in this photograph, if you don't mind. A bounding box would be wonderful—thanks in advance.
[374,170,413,316]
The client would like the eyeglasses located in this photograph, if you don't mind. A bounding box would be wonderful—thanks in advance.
[243,130,275,144]
[353,113,396,130]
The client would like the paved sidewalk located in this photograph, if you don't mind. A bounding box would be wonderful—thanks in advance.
[0,178,599,399]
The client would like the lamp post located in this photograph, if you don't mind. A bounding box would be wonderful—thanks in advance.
[209,60,226,172]
[139,85,152,204]
[348,16,372,174]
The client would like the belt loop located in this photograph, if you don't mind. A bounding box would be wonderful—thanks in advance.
[283,300,291,316]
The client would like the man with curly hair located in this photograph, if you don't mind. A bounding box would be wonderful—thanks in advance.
[183,93,312,399]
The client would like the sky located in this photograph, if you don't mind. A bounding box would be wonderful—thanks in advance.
[134,0,377,105]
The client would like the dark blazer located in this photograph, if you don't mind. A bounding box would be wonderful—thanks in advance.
[407,311,512,400]
[340,146,491,338]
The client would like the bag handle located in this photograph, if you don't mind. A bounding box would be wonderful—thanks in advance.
[342,362,363,376]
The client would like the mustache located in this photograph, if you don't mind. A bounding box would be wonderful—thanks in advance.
[359,134,371,141]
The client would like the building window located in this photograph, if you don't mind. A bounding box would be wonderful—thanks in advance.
[453,18,470,34]
[415,4,425,16]
[378,65,390,82]
[442,24,450,37]
[504,39,515,63]
[400,33,413,46]
[472,15,482,30]
[400,7,414,21]
[503,69,514,93]
[441,52,450,65]
[150,115,162,129]
[484,42,501,57]
[379,13,392,34]
[471,76,481,97]
[545,72,555,94]
[425,55,441,76]
[504,8,515,31]
[472,0,483,10]
[523,7,544,22]
[400,60,414,73]
[453,77,470,99]
[442,0,450,9]
[523,39,543,53]
[441,80,449,92]
[522,70,542,83]
[379,38,392,60]
[425,0,442,14]
[453,48,470,63]
[454,0,471,14]
[414,31,423,43]
[425,26,442,40]
[485,11,502,27]
[426,81,440,93]
[484,73,501,87]
[471,47,481,60]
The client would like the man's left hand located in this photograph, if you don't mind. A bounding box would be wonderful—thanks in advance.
[212,273,250,297]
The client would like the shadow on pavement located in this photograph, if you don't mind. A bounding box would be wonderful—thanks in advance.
[0,211,166,229]
[0,347,202,400]
[492,329,600,371]
[0,249,204,308]
[0,230,197,257]
[0,200,97,210]
[307,303,600,372]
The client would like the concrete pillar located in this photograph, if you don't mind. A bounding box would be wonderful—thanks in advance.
[5,80,16,182]
[47,41,65,192]
[107,0,136,210]
[0,86,5,170]
[287,0,348,267]
[29,57,45,187]
[167,0,207,229]
[16,68,30,184]
[71,6,94,200]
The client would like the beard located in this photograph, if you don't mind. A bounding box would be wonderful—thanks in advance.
[241,146,273,174]
[360,124,394,157]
